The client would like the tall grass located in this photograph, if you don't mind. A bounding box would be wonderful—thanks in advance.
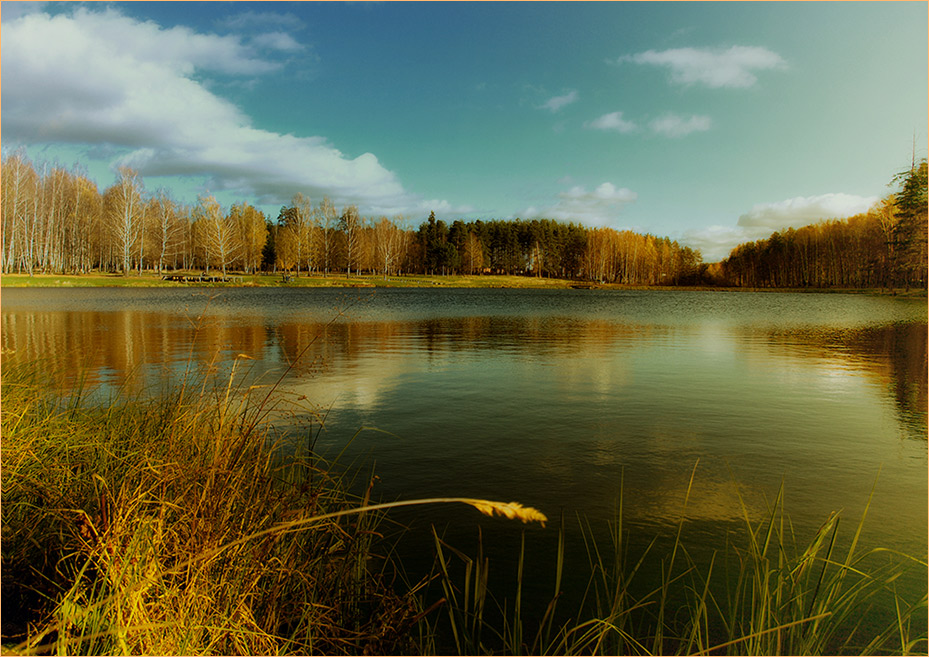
[0,361,546,655]
[425,464,927,655]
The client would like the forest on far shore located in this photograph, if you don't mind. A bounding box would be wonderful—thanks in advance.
[2,152,926,289]
[716,159,927,290]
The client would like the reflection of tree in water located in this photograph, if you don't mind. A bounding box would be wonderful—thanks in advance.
[769,321,927,438]
[6,304,925,438]
[276,315,654,365]
[414,315,655,358]
[1,308,272,392]
[850,322,927,435]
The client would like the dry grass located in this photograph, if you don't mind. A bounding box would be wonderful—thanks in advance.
[0,362,543,655]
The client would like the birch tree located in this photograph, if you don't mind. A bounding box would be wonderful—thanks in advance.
[341,204,361,276]
[373,216,405,279]
[193,195,238,276]
[1,152,39,274]
[316,197,337,276]
[230,201,267,273]
[103,167,144,275]
[147,191,185,274]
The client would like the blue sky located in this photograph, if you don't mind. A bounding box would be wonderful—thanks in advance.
[2,1,926,260]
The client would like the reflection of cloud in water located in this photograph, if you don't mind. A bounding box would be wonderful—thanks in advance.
[553,354,630,396]
[633,468,763,526]
[273,316,649,411]
[281,351,418,413]
[582,429,765,526]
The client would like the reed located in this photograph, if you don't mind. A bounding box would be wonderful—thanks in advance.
[0,361,543,655]
[424,465,927,655]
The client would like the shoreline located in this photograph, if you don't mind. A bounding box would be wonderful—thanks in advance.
[1,271,926,297]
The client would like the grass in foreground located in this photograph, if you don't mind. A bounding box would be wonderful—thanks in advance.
[426,468,927,655]
[2,361,926,655]
[0,362,547,655]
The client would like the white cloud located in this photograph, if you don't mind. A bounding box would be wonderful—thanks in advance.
[540,90,579,112]
[683,193,879,261]
[0,7,447,216]
[649,113,712,137]
[737,193,878,229]
[680,225,754,262]
[524,182,637,227]
[585,111,637,134]
[417,199,476,217]
[249,31,305,53]
[621,46,786,88]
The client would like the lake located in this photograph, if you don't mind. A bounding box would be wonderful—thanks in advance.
[2,286,926,645]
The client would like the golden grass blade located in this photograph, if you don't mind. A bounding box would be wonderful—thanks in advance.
[694,612,832,655]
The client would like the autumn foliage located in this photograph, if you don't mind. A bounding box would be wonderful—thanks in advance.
[720,160,928,289]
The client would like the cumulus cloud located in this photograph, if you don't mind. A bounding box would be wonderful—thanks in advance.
[649,113,712,137]
[619,46,786,88]
[539,90,579,112]
[0,7,444,215]
[680,225,755,262]
[524,182,637,227]
[0,1,49,21]
[683,193,879,261]
[585,111,637,134]
[736,193,878,229]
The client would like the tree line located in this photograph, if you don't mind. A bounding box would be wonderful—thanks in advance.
[0,152,703,284]
[2,150,923,288]
[718,159,927,289]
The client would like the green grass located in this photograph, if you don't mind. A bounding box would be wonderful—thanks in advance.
[2,361,926,655]
[0,271,585,289]
[4,271,925,295]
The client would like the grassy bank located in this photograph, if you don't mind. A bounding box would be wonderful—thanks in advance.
[0,271,579,289]
[1,360,435,654]
[2,362,926,655]
[3,271,926,295]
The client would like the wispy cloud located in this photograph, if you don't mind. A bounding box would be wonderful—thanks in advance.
[618,46,786,88]
[649,113,712,137]
[524,182,637,227]
[585,111,637,134]
[216,10,306,32]
[539,90,579,112]
[249,31,305,53]
[587,111,710,137]
[0,7,454,217]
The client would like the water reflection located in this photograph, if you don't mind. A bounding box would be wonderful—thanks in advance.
[745,322,927,439]
[2,295,925,440]
[1,309,273,392]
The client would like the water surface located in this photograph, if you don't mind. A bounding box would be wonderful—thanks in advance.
[3,287,926,639]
